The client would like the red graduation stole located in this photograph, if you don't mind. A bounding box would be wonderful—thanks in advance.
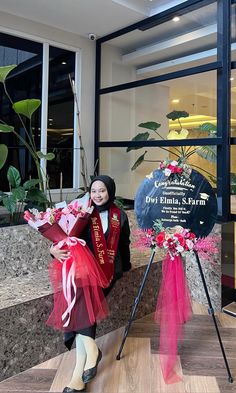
[90,203,121,284]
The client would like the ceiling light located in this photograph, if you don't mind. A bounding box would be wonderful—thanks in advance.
[61,61,67,65]
[49,118,53,121]
[230,77,234,81]
[172,16,180,22]
[172,99,180,103]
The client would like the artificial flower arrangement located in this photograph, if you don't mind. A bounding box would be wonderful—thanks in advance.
[141,221,196,258]
[133,218,218,261]
[24,199,93,239]
[159,158,192,179]
[24,197,109,332]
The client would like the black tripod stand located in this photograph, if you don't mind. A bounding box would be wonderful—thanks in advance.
[116,250,234,383]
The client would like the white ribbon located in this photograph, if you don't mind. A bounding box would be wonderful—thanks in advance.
[55,237,86,327]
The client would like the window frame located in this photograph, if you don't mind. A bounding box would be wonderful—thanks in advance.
[95,0,233,222]
[0,27,82,192]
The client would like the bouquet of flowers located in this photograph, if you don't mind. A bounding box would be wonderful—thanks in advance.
[160,159,192,179]
[155,226,196,259]
[24,196,109,332]
[24,197,94,241]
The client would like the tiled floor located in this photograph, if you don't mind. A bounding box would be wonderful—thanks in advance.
[0,302,236,393]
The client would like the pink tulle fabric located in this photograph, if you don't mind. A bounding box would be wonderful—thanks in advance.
[46,241,109,332]
[155,254,192,384]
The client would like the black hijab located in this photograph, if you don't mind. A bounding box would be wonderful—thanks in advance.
[89,175,116,212]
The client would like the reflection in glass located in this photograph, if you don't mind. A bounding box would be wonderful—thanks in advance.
[47,47,75,189]
[0,32,42,191]
[100,71,217,143]
[231,69,236,136]
[231,4,236,61]
[101,2,217,88]
[231,147,236,214]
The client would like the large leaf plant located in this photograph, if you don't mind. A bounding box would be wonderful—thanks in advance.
[127,110,227,186]
[0,65,55,193]
[0,166,48,225]
[0,64,56,223]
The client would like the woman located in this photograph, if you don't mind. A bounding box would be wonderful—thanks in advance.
[50,175,131,392]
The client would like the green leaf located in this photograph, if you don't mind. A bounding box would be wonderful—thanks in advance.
[12,99,41,119]
[0,124,14,133]
[131,151,147,170]
[126,133,150,152]
[7,166,21,188]
[0,191,8,201]
[153,219,165,233]
[231,184,236,195]
[23,179,40,190]
[0,65,17,83]
[3,195,17,214]
[138,122,161,131]
[166,110,189,121]
[26,188,49,203]
[36,151,55,160]
[12,186,26,201]
[0,144,8,170]
[196,146,217,163]
[197,122,217,135]
[231,172,236,184]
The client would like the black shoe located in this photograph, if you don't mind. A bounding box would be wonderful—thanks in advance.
[82,348,102,384]
[62,386,86,392]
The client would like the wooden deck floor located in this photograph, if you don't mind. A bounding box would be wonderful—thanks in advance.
[0,302,236,393]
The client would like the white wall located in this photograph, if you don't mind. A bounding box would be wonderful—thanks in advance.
[0,11,96,186]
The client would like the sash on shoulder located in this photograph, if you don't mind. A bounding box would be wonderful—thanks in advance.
[90,203,121,283]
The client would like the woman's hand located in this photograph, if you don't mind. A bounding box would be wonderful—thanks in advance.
[50,245,70,261]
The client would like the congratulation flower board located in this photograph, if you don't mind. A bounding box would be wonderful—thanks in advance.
[135,159,217,238]
[134,160,218,384]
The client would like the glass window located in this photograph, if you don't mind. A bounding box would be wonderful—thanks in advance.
[100,2,217,88]
[231,68,236,136]
[231,146,236,214]
[99,71,217,142]
[46,46,75,189]
[231,3,236,61]
[0,33,42,191]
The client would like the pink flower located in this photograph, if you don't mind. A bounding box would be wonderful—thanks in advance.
[174,233,186,246]
[186,239,194,250]
[156,232,166,246]
[24,210,34,222]
[176,245,184,253]
[164,168,172,177]
[54,209,63,221]
[146,228,154,236]
[167,164,175,171]
[176,167,183,174]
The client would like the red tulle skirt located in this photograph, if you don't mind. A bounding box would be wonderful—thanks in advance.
[46,241,109,332]
[155,254,192,383]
